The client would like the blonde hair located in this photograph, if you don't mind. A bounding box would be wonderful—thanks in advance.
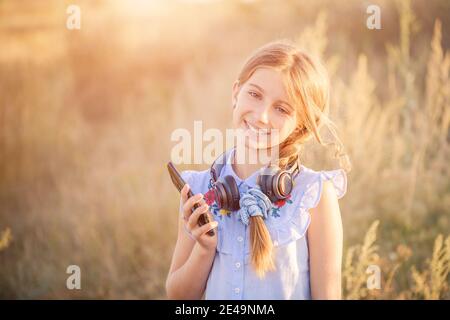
[235,39,351,278]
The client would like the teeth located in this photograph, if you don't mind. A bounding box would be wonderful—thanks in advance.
[246,121,269,135]
[247,122,258,132]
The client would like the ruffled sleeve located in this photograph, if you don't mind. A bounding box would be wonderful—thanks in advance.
[265,167,348,247]
[299,168,347,210]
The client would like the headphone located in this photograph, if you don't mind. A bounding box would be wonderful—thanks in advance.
[210,148,300,211]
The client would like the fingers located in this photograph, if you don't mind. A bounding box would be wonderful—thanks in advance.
[205,210,214,222]
[182,192,206,220]
[187,203,210,229]
[191,220,219,239]
[180,184,190,204]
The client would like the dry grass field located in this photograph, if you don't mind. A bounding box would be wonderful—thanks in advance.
[0,0,449,299]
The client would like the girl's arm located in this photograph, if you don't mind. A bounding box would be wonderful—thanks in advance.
[165,206,216,300]
[308,180,344,300]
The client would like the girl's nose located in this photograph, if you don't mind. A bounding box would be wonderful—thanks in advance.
[255,105,270,125]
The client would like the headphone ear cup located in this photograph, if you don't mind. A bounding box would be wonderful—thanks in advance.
[256,173,267,195]
[257,166,295,202]
[273,171,294,200]
[223,175,240,211]
[257,166,278,202]
[213,181,227,209]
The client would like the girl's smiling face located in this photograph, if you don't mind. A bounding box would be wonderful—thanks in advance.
[232,67,298,150]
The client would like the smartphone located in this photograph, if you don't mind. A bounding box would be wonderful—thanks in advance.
[167,162,215,237]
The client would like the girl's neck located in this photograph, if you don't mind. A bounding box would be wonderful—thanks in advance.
[231,146,276,180]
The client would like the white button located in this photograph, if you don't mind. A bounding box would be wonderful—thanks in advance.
[237,236,243,242]
[235,262,241,268]
[234,287,240,294]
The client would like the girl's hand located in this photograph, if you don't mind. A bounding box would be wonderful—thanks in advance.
[181,184,218,253]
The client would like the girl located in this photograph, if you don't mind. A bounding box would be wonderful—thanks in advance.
[165,39,349,300]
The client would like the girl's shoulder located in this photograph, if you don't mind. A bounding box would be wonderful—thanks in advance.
[292,165,348,210]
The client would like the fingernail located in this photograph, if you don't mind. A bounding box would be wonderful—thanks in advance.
[212,221,218,227]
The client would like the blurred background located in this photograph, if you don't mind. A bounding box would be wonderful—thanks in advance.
[0,0,449,299]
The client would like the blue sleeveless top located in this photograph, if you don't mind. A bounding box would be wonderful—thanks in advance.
[180,148,347,300]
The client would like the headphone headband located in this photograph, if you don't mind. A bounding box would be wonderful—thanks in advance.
[210,150,228,182]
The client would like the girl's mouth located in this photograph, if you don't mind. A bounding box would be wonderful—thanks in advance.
[244,120,271,136]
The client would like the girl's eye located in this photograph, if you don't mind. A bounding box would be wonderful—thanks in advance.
[275,106,289,114]
[248,91,260,99]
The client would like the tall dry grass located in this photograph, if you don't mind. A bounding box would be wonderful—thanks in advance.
[0,0,449,299]
[343,220,450,299]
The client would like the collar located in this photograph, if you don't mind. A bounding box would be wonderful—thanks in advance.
[220,148,263,192]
